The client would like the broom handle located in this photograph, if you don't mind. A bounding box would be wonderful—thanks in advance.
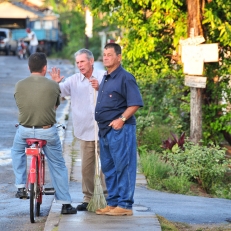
[94,88,100,176]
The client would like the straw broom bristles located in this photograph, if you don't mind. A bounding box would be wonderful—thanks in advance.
[87,173,107,212]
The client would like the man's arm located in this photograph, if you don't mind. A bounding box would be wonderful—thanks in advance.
[108,106,140,130]
[48,67,65,83]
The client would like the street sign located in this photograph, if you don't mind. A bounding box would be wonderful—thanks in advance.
[185,75,207,88]
[200,43,219,62]
[179,34,218,76]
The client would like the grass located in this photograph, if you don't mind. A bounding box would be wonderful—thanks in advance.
[157,215,231,231]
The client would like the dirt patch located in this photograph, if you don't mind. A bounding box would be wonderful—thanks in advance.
[189,183,212,198]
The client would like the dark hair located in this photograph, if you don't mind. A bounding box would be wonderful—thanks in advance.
[74,48,94,60]
[28,52,47,73]
[104,43,121,55]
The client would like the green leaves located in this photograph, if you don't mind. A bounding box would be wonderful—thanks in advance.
[165,141,229,193]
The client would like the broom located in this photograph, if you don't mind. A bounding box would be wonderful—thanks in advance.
[87,87,107,212]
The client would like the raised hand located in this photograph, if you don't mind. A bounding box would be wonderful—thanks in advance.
[48,67,64,83]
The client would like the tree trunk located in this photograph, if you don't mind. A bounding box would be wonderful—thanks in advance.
[187,0,204,143]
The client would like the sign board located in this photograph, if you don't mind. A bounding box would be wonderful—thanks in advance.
[179,36,205,46]
[184,75,207,88]
[200,43,219,62]
[181,43,219,75]
[182,45,204,75]
[183,57,204,75]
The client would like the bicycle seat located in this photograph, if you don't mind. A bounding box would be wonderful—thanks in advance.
[26,138,47,147]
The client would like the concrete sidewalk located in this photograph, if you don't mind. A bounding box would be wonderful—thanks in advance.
[44,104,161,231]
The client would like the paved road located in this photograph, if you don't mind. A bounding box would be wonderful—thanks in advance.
[0,55,75,231]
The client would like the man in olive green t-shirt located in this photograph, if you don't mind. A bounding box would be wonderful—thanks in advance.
[11,52,77,215]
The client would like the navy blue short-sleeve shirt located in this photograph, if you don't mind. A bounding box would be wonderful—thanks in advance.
[95,65,143,137]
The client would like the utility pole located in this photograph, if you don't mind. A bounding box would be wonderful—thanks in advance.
[187,0,204,144]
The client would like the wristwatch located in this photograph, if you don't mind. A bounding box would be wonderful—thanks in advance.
[119,115,126,122]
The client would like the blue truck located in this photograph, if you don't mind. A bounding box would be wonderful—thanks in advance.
[12,26,62,56]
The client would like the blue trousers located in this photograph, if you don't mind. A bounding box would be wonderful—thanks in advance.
[99,124,137,209]
[11,125,72,204]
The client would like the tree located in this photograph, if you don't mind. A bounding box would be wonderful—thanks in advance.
[84,0,231,145]
[45,0,106,59]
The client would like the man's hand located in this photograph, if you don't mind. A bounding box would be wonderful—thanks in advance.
[109,118,124,130]
[89,78,99,91]
[48,67,64,83]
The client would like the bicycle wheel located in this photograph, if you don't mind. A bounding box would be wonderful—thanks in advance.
[30,158,40,223]
[30,183,36,223]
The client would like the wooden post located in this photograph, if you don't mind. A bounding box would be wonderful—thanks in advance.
[187,0,204,144]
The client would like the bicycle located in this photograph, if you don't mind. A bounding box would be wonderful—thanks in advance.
[20,124,66,223]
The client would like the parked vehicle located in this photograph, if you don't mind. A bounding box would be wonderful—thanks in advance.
[0,28,17,55]
[12,18,63,56]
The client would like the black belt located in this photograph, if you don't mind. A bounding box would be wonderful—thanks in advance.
[22,124,53,129]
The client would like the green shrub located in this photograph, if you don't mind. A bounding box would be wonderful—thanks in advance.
[211,182,231,199]
[163,142,229,193]
[139,151,174,190]
[163,175,191,194]
[137,116,172,152]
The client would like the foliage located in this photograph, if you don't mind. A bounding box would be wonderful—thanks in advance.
[85,0,187,83]
[139,150,174,190]
[136,115,173,152]
[162,132,185,150]
[83,0,231,144]
[156,215,180,231]
[163,141,229,193]
[212,182,231,199]
[45,0,104,60]
[136,73,190,143]
[163,175,191,194]
[139,149,191,193]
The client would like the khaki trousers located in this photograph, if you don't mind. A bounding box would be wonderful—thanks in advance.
[79,139,107,203]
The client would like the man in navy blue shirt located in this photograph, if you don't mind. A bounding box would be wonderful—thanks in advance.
[95,43,143,216]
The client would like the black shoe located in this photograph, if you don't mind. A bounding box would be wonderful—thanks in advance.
[61,204,77,214]
[77,202,88,211]
[15,188,29,199]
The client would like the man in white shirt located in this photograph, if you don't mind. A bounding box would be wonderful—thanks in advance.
[49,49,107,211]
[26,28,38,55]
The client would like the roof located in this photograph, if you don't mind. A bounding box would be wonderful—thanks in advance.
[0,1,57,20]
[0,1,41,19]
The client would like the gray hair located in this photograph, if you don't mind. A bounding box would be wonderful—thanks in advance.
[74,48,94,60]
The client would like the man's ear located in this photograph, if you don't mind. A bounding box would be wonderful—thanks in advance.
[118,54,122,62]
[90,58,94,66]
[43,65,47,75]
